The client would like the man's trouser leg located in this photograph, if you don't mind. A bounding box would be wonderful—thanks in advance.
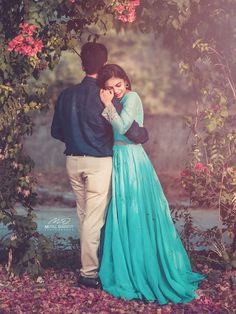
[66,156,112,278]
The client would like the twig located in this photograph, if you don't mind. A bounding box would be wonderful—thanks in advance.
[218,169,225,223]
[208,47,236,100]
[71,48,81,58]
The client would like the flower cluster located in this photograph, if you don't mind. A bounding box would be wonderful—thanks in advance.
[180,169,190,177]
[198,110,207,119]
[211,104,220,113]
[114,0,140,23]
[7,23,43,57]
[181,163,209,178]
[194,162,208,174]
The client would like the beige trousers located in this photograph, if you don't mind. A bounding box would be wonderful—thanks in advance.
[66,156,112,278]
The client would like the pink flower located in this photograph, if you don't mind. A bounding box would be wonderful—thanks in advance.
[194,162,208,174]
[194,163,204,171]
[7,24,43,57]
[115,4,125,14]
[115,0,140,23]
[13,35,24,44]
[127,7,136,22]
[7,35,24,51]
[118,9,136,23]
[211,104,220,112]
[118,14,128,22]
[19,23,29,29]
[180,169,190,177]
[34,39,44,50]
[16,44,32,55]
[19,23,36,36]
[27,25,37,36]
[129,0,140,7]
[25,36,34,45]
[7,42,16,51]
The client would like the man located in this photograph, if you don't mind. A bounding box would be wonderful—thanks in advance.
[51,42,148,289]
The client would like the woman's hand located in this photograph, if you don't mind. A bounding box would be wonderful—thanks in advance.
[100,89,114,107]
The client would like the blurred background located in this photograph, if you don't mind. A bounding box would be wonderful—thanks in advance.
[23,30,197,203]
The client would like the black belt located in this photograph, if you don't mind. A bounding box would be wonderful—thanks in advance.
[67,154,88,157]
[67,154,112,157]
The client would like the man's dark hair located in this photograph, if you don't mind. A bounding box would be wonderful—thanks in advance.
[80,42,108,75]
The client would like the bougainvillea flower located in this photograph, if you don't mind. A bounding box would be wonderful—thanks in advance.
[115,4,125,14]
[194,163,208,173]
[130,0,140,6]
[7,24,43,57]
[115,0,140,23]
[19,23,37,36]
[180,169,190,177]
[211,104,220,112]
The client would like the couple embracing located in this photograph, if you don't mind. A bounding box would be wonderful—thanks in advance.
[51,42,204,304]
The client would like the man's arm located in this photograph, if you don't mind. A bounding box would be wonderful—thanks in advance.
[124,121,149,144]
[51,92,65,142]
[112,97,149,144]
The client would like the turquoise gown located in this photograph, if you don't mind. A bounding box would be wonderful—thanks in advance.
[99,91,205,304]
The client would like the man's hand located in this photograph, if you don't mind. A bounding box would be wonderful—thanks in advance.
[100,89,114,107]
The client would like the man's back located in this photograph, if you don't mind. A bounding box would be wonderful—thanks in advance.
[51,76,114,156]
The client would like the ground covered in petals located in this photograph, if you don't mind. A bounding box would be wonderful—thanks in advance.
[0,264,235,314]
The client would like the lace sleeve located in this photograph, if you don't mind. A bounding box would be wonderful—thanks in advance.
[101,92,140,134]
[102,104,119,123]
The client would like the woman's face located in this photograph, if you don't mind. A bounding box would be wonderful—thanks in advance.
[104,76,127,99]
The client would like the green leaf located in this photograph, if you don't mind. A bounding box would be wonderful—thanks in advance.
[206,120,217,133]
[1,201,6,208]
[220,109,228,118]
[192,38,202,48]
[171,18,180,30]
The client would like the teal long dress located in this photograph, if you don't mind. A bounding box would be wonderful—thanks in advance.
[99,91,205,304]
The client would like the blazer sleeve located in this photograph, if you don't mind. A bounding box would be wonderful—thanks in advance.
[51,91,65,142]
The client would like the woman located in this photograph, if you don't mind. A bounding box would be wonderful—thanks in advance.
[97,64,205,304]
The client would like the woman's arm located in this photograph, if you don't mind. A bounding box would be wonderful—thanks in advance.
[100,90,139,135]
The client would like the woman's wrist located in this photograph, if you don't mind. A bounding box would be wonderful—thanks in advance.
[102,104,118,123]
[103,102,113,107]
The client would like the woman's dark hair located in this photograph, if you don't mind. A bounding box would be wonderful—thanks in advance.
[97,64,132,90]
[80,42,108,75]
